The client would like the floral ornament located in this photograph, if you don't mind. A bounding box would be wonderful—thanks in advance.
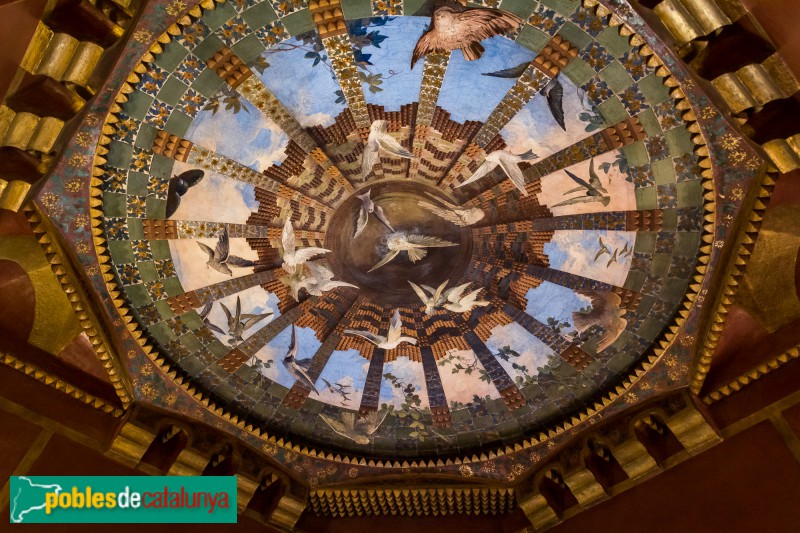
[653,99,682,131]
[179,20,211,49]
[719,133,741,151]
[76,242,91,254]
[75,131,94,148]
[621,49,650,81]
[628,164,654,189]
[127,195,147,218]
[117,263,142,286]
[144,100,174,128]
[677,206,703,232]
[114,114,139,144]
[141,382,158,399]
[65,177,83,193]
[729,185,745,202]
[131,147,153,172]
[131,239,153,261]
[255,21,287,48]
[262,443,277,455]
[729,150,747,165]
[178,88,206,117]
[165,0,186,16]
[581,42,614,72]
[645,135,669,161]
[372,0,401,16]
[572,8,606,37]
[84,113,100,126]
[528,4,564,36]
[217,16,249,46]
[139,66,168,96]
[133,29,154,44]
[673,153,702,182]
[582,77,612,107]
[459,464,474,477]
[145,280,168,301]
[68,154,90,168]
[39,192,63,217]
[74,214,90,228]
[347,467,359,478]
[699,106,717,120]
[85,264,100,276]
[104,217,129,240]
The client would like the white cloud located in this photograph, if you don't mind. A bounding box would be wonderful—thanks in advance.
[546,230,635,286]
[437,349,500,404]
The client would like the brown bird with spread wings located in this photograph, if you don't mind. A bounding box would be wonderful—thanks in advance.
[572,290,627,353]
[411,4,522,69]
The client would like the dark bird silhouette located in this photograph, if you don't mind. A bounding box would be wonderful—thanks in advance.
[483,67,567,130]
[594,236,611,261]
[411,4,522,69]
[220,295,273,344]
[166,169,204,218]
[197,227,256,276]
[552,158,610,208]
[282,325,318,393]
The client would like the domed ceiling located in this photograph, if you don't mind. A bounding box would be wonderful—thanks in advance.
[43,0,760,467]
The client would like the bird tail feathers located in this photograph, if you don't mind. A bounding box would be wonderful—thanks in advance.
[461,42,485,62]
[406,248,428,262]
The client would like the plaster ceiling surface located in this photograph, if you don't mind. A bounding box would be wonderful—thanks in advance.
[44,0,750,465]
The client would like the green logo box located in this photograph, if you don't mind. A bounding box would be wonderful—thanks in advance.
[9,476,237,523]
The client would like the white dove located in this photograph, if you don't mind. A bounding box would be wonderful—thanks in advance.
[343,309,417,349]
[301,262,358,296]
[368,232,459,272]
[417,192,485,226]
[320,409,390,445]
[409,280,448,315]
[362,120,415,178]
[456,149,538,196]
[442,284,489,313]
[354,189,394,238]
[280,215,330,275]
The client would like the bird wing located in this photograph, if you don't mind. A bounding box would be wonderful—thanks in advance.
[482,61,530,78]
[365,409,390,435]
[387,309,403,344]
[596,316,627,352]
[292,246,330,264]
[367,250,400,272]
[215,228,230,261]
[445,282,471,303]
[343,329,383,345]
[378,134,415,159]
[594,247,609,261]
[234,296,242,321]
[563,168,591,191]
[165,191,181,219]
[205,321,226,336]
[408,281,430,305]
[220,302,234,329]
[320,414,353,438]
[544,77,566,130]
[432,280,449,303]
[226,255,255,267]
[551,195,603,208]
[199,300,213,319]
[241,312,272,330]
[197,241,215,259]
[454,8,522,44]
[423,191,457,209]
[354,205,369,238]
[588,158,607,193]
[287,325,298,359]
[417,201,465,225]
[405,234,459,248]
[178,169,205,187]
[572,291,622,332]
[411,30,438,70]
[361,139,380,178]
[305,261,334,282]
[607,250,618,267]
[281,216,295,256]
[373,205,395,232]
[456,159,495,188]
[498,157,529,196]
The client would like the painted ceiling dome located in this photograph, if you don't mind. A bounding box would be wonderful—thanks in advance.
[94,0,707,459]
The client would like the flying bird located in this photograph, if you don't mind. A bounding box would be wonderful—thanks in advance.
[301,262,358,296]
[409,280,449,315]
[197,227,255,276]
[220,296,273,344]
[166,169,204,218]
[552,158,611,208]
[362,120,415,179]
[441,284,489,313]
[417,192,485,226]
[455,149,538,196]
[280,215,330,275]
[280,268,307,302]
[368,232,459,272]
[594,237,611,261]
[354,189,394,238]
[411,4,522,68]
[620,242,632,258]
[482,68,567,130]
[343,309,418,350]
[282,325,319,394]
[606,249,619,268]
[198,300,225,336]
[572,290,627,352]
[319,409,391,445]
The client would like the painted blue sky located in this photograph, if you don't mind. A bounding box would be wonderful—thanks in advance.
[356,17,426,110]
[316,349,367,410]
[257,35,344,128]
[184,99,288,172]
[501,75,598,158]
[437,36,535,124]
[379,358,429,409]
[545,230,636,286]
[170,160,258,223]
[484,322,554,385]
[251,324,322,390]
[525,281,587,332]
